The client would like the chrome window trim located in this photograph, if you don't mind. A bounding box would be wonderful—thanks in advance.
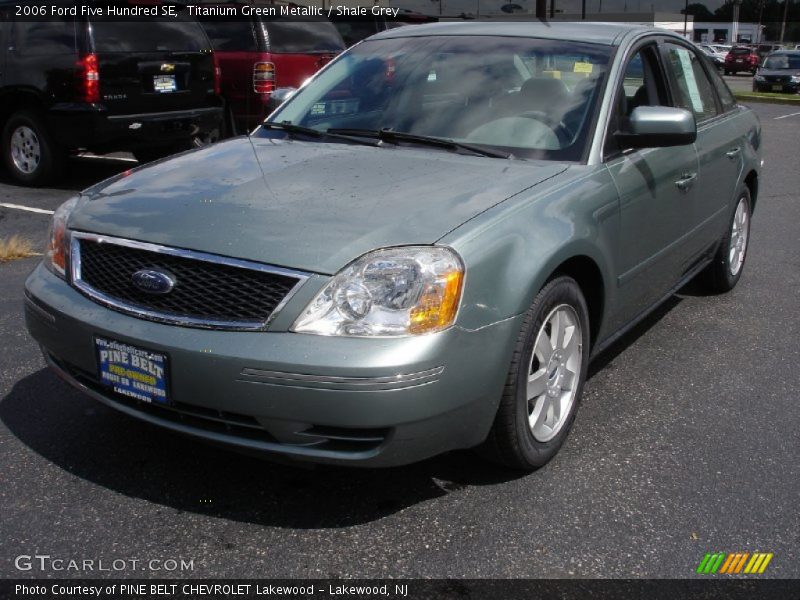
[69,231,311,331]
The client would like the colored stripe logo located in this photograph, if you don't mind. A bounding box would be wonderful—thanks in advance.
[696,552,773,574]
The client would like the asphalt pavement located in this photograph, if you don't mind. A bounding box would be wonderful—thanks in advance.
[1,103,798,579]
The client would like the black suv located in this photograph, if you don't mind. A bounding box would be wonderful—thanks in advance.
[0,3,223,185]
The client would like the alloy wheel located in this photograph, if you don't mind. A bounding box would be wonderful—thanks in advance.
[526,304,583,442]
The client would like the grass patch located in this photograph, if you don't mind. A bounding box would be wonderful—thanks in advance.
[0,235,39,263]
[734,91,800,106]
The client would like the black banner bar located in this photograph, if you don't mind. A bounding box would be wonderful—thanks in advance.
[3,579,800,600]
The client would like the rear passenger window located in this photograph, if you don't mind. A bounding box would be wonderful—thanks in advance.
[12,19,76,56]
[262,20,345,54]
[663,44,719,122]
[199,19,258,52]
[706,67,737,112]
[92,17,208,53]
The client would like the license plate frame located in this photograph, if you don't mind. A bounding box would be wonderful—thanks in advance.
[772,84,784,92]
[95,337,171,405]
[153,74,177,93]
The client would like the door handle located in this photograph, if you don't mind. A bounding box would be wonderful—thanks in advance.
[726,147,741,160]
[674,172,697,192]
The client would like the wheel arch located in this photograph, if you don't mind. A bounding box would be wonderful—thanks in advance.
[545,255,606,349]
[0,89,48,132]
[744,169,758,212]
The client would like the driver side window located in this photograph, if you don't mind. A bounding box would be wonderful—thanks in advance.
[605,44,667,157]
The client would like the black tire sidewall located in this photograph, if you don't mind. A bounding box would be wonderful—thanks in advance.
[715,188,752,290]
[511,277,591,466]
[1,111,60,186]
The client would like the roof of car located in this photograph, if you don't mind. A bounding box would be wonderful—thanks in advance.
[370,21,666,46]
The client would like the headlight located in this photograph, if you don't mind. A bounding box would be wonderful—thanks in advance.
[791,75,800,83]
[754,74,765,82]
[292,246,464,337]
[45,197,78,279]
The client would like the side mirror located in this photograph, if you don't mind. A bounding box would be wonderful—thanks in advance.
[616,106,697,149]
[267,87,297,112]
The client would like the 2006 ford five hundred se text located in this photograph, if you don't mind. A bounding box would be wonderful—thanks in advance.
[25,22,761,470]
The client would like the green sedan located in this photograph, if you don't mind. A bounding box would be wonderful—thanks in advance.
[25,22,761,470]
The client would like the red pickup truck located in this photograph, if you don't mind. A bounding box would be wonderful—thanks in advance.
[199,15,346,134]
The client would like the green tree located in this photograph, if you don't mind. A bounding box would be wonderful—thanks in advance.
[683,2,716,20]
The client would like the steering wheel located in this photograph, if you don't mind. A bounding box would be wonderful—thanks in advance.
[517,111,573,147]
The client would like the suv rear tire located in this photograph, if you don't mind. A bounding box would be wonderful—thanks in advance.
[2,110,65,186]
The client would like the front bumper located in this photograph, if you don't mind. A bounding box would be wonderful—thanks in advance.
[753,81,800,94]
[25,263,521,467]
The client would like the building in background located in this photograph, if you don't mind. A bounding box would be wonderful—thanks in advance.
[692,21,765,43]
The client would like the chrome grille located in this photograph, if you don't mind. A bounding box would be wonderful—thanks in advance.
[70,233,308,330]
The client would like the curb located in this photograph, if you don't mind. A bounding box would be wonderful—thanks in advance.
[734,93,800,106]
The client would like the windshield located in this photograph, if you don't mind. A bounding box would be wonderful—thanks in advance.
[763,54,800,70]
[264,36,612,161]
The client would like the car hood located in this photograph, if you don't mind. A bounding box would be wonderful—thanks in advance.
[72,137,567,274]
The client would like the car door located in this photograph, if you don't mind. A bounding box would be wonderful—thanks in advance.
[661,41,741,266]
[604,41,701,329]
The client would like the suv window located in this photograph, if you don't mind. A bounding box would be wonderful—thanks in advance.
[92,17,208,53]
[261,19,345,54]
[11,19,76,56]
[199,19,259,52]
[663,44,719,122]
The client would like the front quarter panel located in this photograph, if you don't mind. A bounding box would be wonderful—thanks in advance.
[441,165,620,342]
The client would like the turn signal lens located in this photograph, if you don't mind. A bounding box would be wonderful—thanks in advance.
[45,197,78,279]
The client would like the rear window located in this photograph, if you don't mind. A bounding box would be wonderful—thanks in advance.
[92,16,209,53]
[11,19,76,56]
[731,47,752,55]
[262,19,345,54]
[199,19,258,52]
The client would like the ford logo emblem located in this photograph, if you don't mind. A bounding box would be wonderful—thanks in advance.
[131,269,175,295]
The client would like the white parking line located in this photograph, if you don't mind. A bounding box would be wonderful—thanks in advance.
[0,202,55,215]
[774,111,800,120]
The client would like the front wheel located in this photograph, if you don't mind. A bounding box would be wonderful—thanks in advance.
[700,188,752,293]
[478,276,590,470]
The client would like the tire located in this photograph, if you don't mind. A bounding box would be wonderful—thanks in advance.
[699,187,752,294]
[724,70,731,76]
[478,276,591,470]
[1,110,65,186]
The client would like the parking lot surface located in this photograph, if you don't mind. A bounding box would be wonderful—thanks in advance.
[1,103,798,579]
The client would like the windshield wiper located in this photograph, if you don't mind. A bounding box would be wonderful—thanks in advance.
[327,128,514,159]
[261,121,379,147]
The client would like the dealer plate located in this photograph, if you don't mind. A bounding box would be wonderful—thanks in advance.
[96,337,170,405]
[153,74,177,93]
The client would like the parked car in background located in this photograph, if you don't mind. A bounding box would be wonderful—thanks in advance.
[198,13,345,133]
[756,43,785,62]
[725,46,760,75]
[0,2,223,185]
[753,51,800,93]
[697,43,726,69]
[26,22,761,470]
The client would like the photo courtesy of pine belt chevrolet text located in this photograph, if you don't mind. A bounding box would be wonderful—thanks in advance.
[24,22,762,470]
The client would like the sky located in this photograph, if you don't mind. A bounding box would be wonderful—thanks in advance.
[393,0,728,17]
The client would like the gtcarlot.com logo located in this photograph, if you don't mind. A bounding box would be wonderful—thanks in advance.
[696,552,774,575]
[14,554,194,573]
